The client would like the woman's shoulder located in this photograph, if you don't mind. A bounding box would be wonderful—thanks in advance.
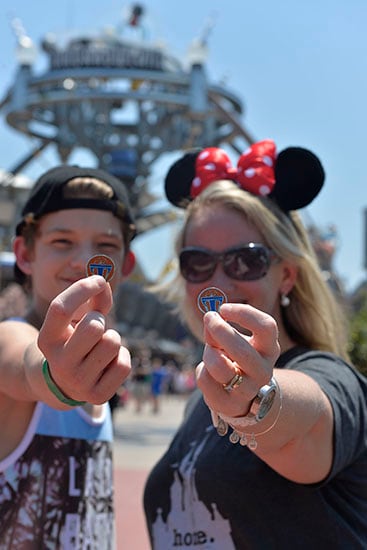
[277,346,350,369]
[278,346,367,392]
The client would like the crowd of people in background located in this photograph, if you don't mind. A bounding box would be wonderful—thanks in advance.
[112,347,197,416]
[0,281,27,320]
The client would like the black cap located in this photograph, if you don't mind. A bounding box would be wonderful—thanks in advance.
[16,165,136,241]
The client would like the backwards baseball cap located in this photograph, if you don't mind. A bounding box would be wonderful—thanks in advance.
[16,165,136,242]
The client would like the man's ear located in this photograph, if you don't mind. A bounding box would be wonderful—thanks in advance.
[13,236,33,276]
[122,250,136,277]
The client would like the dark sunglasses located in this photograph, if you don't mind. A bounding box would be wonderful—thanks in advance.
[179,243,275,283]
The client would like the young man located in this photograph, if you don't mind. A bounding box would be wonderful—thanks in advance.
[0,165,136,548]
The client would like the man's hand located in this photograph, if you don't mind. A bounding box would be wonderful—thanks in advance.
[37,275,131,406]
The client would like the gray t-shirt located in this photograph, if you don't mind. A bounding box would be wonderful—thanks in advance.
[144,349,367,549]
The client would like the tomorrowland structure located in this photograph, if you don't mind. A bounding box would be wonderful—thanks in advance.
[0,5,343,351]
[0,5,255,237]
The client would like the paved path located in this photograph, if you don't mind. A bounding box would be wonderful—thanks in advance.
[112,395,188,549]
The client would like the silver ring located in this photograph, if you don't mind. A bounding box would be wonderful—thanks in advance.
[223,373,244,393]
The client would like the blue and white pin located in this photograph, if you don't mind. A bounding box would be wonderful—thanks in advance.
[86,254,115,282]
[197,286,228,314]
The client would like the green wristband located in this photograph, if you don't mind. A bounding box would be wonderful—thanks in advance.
[42,359,86,407]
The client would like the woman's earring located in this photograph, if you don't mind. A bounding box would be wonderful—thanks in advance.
[280,293,290,307]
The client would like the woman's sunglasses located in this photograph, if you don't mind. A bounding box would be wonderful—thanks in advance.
[179,243,275,283]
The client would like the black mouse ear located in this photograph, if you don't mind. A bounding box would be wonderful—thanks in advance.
[164,150,202,207]
[272,147,325,211]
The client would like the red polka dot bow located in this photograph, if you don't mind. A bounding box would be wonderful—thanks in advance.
[190,139,276,198]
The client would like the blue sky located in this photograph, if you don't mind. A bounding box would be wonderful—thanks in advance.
[1,1,367,291]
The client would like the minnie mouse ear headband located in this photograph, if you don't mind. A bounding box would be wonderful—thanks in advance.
[164,139,325,213]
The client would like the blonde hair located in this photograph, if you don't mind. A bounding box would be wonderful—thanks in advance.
[162,180,349,361]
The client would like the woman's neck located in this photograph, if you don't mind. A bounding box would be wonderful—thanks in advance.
[278,327,297,355]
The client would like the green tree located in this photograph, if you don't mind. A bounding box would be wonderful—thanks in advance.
[348,289,367,376]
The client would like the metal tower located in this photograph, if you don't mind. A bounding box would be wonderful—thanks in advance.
[0,6,256,238]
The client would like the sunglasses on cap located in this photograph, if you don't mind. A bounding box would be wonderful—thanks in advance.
[179,243,275,283]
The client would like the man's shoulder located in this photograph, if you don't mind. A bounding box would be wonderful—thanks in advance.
[0,318,37,351]
[0,317,37,333]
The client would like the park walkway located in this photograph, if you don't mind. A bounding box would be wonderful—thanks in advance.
[113,394,188,549]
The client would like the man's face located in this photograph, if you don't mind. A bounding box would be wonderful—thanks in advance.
[16,208,131,312]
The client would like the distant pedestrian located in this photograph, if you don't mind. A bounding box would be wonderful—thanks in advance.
[130,357,151,413]
[150,357,167,413]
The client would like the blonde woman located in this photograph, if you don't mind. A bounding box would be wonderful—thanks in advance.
[144,141,367,549]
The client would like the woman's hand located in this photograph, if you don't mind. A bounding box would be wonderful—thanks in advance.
[196,303,280,418]
[196,303,334,484]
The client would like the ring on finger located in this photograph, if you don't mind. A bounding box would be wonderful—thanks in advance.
[223,372,244,393]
